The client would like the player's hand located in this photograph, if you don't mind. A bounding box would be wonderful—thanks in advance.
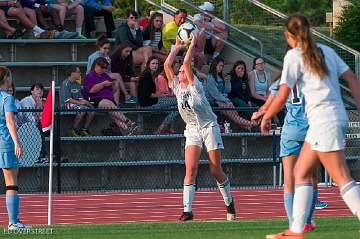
[190,31,197,46]
[251,111,263,122]
[14,143,22,158]
[175,36,182,48]
[260,117,272,135]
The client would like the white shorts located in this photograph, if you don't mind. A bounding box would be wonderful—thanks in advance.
[184,124,224,152]
[305,120,347,152]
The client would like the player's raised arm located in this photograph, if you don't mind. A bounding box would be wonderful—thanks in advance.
[164,37,182,83]
[183,32,197,85]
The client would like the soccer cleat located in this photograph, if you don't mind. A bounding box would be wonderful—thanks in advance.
[266,229,304,239]
[179,212,193,221]
[226,199,236,221]
[8,222,31,230]
[303,223,315,233]
[78,128,91,136]
[68,128,81,137]
[315,200,328,210]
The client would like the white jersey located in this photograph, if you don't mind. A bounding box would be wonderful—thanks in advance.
[169,75,218,128]
[280,44,349,127]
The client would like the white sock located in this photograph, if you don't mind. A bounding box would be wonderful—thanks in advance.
[183,184,196,213]
[341,180,360,220]
[291,183,313,233]
[217,178,232,206]
[212,51,220,59]
[76,27,82,35]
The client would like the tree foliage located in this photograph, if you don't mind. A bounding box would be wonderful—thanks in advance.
[334,1,360,51]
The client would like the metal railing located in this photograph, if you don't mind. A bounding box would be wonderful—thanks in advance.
[156,0,264,58]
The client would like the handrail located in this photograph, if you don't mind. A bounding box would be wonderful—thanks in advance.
[179,0,263,56]
[144,0,257,58]
[248,0,360,56]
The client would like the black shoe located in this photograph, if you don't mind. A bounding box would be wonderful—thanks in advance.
[179,212,193,221]
[8,28,25,39]
[226,199,236,221]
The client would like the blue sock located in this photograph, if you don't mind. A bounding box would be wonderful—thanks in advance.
[306,190,318,224]
[6,194,19,224]
[284,192,294,227]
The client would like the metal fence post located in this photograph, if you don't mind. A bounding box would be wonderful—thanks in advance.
[355,54,360,81]
[135,0,138,12]
[55,102,62,193]
[272,131,277,188]
[223,0,229,22]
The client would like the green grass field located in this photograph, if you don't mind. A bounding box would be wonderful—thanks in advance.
[1,217,358,239]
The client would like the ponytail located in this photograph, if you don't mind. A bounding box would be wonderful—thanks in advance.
[285,13,328,79]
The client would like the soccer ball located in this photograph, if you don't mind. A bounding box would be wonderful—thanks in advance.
[177,22,196,45]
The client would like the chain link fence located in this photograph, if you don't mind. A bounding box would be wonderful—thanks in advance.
[0,107,359,193]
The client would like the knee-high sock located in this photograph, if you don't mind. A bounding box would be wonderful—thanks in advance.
[183,184,196,213]
[306,189,318,224]
[6,194,19,225]
[341,181,360,221]
[284,192,294,227]
[217,178,232,206]
[290,183,313,233]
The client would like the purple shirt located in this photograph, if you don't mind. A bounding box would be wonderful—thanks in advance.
[84,71,114,102]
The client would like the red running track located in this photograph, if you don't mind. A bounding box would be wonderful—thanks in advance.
[0,188,352,225]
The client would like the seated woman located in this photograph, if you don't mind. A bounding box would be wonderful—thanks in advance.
[248,57,272,106]
[87,35,136,104]
[142,12,168,63]
[227,60,252,107]
[84,57,139,135]
[205,58,254,130]
[111,42,140,103]
[138,56,178,134]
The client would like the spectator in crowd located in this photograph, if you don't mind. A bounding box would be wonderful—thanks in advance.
[0,0,50,38]
[248,56,272,106]
[142,12,168,63]
[194,2,227,64]
[0,9,24,39]
[227,60,252,107]
[83,0,115,38]
[115,10,152,70]
[87,35,136,104]
[138,56,178,134]
[18,83,48,163]
[44,0,85,37]
[60,65,95,137]
[205,58,254,130]
[84,57,139,135]
[111,42,140,103]
[162,9,187,50]
[20,0,66,35]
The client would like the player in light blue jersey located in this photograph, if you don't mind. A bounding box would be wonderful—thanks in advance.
[254,78,327,233]
[0,67,30,230]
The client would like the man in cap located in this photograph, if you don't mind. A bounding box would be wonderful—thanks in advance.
[194,1,228,63]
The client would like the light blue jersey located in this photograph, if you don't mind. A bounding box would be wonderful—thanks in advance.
[269,80,308,141]
[0,90,17,152]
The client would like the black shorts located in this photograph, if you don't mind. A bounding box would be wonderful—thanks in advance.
[91,98,116,108]
[0,6,11,16]
[204,38,215,55]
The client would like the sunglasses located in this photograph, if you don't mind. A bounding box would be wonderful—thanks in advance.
[129,16,138,20]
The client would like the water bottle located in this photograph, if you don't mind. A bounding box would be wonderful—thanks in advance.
[224,121,231,133]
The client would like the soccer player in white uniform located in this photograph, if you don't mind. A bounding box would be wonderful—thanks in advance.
[164,32,235,221]
[261,13,360,239]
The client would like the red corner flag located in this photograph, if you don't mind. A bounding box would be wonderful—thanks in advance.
[41,81,55,132]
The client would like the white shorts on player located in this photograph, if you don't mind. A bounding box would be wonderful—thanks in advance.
[185,125,224,151]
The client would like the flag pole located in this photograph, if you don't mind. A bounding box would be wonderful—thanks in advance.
[47,81,55,225]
